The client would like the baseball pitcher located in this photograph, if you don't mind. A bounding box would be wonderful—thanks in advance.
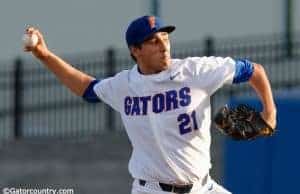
[24,15,276,194]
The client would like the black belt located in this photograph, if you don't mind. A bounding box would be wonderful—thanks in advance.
[139,179,193,194]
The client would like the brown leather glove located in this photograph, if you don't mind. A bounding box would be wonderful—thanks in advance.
[213,104,275,140]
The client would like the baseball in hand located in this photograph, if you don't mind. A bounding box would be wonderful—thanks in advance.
[22,33,38,47]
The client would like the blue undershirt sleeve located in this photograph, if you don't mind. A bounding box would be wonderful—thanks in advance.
[233,59,254,84]
[82,79,101,103]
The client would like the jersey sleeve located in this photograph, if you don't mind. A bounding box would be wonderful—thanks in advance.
[82,79,101,103]
[92,74,124,112]
[232,59,254,84]
[190,57,254,95]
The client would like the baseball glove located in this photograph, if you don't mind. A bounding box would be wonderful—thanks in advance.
[213,104,275,140]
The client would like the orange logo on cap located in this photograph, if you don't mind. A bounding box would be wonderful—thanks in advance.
[148,16,156,29]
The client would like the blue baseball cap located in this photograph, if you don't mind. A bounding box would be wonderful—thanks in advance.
[126,15,175,47]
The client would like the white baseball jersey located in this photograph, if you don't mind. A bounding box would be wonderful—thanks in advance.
[93,56,236,184]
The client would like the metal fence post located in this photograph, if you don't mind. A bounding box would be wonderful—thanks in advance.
[285,0,293,58]
[13,57,24,139]
[204,36,218,109]
[105,48,116,132]
[204,36,215,57]
[150,0,160,17]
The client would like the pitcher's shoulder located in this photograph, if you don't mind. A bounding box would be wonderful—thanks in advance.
[171,57,207,75]
[171,57,210,66]
[112,67,131,77]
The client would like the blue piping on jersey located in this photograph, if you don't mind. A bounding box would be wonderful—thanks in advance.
[82,79,101,103]
[233,59,254,84]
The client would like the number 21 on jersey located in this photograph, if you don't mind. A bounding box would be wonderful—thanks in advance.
[177,110,199,135]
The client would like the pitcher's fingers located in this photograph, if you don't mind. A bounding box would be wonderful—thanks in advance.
[33,28,43,38]
[31,29,45,45]
[23,46,31,52]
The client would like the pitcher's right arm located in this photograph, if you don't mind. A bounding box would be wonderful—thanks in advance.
[23,27,94,96]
